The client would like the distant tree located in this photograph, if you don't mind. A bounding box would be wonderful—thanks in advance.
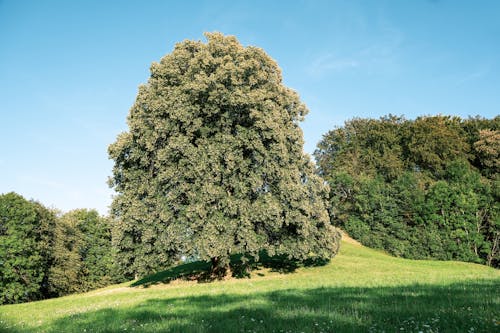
[404,116,469,175]
[49,209,114,295]
[315,115,405,181]
[31,201,57,298]
[462,116,500,178]
[0,192,56,304]
[77,210,116,290]
[49,210,82,295]
[109,32,340,278]
[473,129,500,177]
[315,115,499,267]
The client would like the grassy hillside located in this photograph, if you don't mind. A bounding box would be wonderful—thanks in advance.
[0,237,498,333]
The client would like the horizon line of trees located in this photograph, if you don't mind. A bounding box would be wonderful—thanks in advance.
[0,192,120,305]
[315,114,499,267]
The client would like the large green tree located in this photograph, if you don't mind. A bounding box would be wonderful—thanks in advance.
[109,33,340,278]
[0,192,56,304]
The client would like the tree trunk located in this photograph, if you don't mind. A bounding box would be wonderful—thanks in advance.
[487,233,499,266]
[210,257,228,278]
[211,257,219,271]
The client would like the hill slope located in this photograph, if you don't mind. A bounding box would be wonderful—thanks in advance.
[0,239,498,333]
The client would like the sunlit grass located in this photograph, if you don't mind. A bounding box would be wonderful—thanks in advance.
[0,239,498,332]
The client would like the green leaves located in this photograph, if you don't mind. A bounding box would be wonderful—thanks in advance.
[0,192,56,304]
[0,194,119,304]
[316,115,499,267]
[49,209,115,296]
[109,32,340,278]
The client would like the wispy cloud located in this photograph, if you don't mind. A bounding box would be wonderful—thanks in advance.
[306,16,404,78]
[307,54,360,77]
[357,20,404,73]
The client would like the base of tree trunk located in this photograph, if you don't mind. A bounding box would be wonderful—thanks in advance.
[210,257,230,279]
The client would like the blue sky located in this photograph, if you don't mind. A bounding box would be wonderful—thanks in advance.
[1,0,499,214]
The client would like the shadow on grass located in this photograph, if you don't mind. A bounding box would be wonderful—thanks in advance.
[132,252,322,288]
[3,279,498,333]
[131,260,212,287]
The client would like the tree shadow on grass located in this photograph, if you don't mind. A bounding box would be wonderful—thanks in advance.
[131,260,212,287]
[132,252,318,288]
[3,279,498,333]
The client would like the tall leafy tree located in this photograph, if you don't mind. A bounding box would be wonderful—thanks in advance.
[49,209,115,296]
[109,32,340,278]
[0,193,56,304]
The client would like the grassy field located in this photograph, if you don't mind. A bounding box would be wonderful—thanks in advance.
[0,237,498,333]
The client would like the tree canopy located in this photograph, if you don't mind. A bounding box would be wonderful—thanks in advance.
[49,209,115,296]
[315,115,499,267]
[109,32,340,278]
[0,192,118,305]
[0,192,56,304]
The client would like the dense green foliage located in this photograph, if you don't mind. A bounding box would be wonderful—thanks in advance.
[0,239,498,333]
[315,115,499,266]
[0,193,56,304]
[49,209,116,296]
[0,193,117,304]
[109,32,340,278]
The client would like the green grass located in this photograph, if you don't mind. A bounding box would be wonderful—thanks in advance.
[0,239,498,333]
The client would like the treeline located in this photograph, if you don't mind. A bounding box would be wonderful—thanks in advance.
[0,192,120,305]
[315,115,499,267]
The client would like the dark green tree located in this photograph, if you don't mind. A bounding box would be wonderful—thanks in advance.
[422,161,499,264]
[0,192,56,304]
[31,201,57,298]
[49,209,115,295]
[109,32,340,278]
[77,210,116,290]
